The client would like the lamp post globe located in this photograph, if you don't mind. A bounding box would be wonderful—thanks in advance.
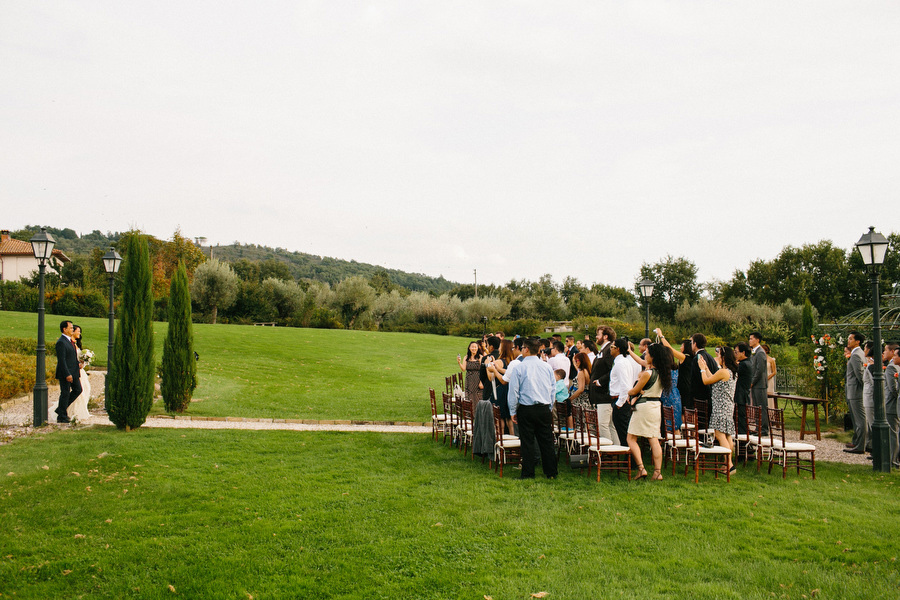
[101,247,122,410]
[855,226,891,473]
[638,278,655,339]
[29,227,56,426]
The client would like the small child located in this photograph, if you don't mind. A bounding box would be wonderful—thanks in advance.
[553,369,569,404]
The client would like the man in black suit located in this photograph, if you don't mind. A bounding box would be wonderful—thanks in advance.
[733,342,753,435]
[690,333,718,419]
[55,320,82,423]
[589,325,618,443]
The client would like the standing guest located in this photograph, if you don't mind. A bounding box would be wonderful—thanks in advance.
[590,326,617,443]
[548,341,571,388]
[487,339,517,436]
[748,332,768,432]
[844,331,867,454]
[690,333,719,412]
[568,352,593,432]
[883,344,900,468]
[610,339,640,446]
[54,320,82,424]
[627,343,672,481]
[762,344,777,404]
[495,332,505,340]
[654,328,684,430]
[479,335,501,402]
[698,346,738,474]
[575,339,586,356]
[551,334,563,344]
[457,341,484,401]
[565,335,578,380]
[506,337,558,480]
[583,339,599,364]
[862,341,877,454]
[733,342,753,435]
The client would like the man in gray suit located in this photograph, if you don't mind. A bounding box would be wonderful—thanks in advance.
[748,332,769,432]
[844,331,867,454]
[882,343,899,468]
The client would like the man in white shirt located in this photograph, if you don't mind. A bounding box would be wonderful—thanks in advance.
[609,339,641,447]
[547,341,570,388]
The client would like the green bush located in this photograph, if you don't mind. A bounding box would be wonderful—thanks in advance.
[0,282,38,313]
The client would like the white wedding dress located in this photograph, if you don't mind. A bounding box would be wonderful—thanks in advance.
[67,366,92,422]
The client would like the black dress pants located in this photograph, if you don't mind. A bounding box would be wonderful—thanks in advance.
[517,404,557,478]
[612,403,632,447]
[56,376,83,419]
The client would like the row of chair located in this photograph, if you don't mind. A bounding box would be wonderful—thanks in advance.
[430,378,815,481]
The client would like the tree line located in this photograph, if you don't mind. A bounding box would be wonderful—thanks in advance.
[3,226,898,343]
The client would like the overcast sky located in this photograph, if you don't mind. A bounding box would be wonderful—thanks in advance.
[2,1,898,290]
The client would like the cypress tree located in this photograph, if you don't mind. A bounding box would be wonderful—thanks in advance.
[801,298,815,339]
[161,260,197,412]
[107,234,155,430]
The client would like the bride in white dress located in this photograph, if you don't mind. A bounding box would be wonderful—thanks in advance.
[67,324,93,421]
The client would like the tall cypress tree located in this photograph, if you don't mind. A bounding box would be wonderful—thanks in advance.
[161,260,197,412]
[107,234,155,430]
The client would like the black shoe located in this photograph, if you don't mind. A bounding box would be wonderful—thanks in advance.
[56,416,70,423]
[518,475,535,480]
[843,448,864,454]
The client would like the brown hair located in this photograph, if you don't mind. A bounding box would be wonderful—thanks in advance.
[573,351,592,373]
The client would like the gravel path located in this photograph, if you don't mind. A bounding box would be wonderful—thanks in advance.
[0,373,868,464]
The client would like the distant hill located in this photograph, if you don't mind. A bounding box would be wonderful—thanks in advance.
[7,225,457,293]
[209,243,457,292]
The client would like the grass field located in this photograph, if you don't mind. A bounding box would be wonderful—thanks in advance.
[1,427,898,600]
[2,311,900,598]
[0,311,467,421]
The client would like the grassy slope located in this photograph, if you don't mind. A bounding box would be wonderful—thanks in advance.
[0,311,468,421]
[0,428,898,599]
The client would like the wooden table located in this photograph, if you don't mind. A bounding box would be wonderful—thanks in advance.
[769,393,827,440]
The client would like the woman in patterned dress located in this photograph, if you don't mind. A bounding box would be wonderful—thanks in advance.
[697,346,738,474]
[456,341,483,401]
[565,351,592,432]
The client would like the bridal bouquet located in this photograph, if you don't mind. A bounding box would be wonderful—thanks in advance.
[80,348,95,367]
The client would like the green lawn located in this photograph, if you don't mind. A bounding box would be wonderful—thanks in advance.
[0,311,469,422]
[1,428,898,599]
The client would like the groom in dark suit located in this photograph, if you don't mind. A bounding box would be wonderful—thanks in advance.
[55,320,82,423]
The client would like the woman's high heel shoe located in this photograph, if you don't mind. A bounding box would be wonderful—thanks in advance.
[651,470,663,481]
[634,465,648,480]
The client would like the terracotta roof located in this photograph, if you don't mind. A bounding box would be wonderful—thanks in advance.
[0,238,71,262]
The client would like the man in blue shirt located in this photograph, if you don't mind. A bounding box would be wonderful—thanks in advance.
[507,337,558,479]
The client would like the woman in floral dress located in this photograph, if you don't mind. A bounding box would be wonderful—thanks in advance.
[456,341,483,401]
[697,346,737,474]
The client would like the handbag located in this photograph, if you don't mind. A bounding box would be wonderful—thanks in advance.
[569,454,590,469]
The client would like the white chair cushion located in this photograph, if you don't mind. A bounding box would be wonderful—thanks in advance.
[433,414,448,421]
[597,445,631,452]
[501,434,518,441]
[699,446,732,455]
[497,439,521,448]
[666,439,690,448]
[774,441,816,451]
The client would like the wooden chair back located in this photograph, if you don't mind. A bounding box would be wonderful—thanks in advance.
[695,398,710,431]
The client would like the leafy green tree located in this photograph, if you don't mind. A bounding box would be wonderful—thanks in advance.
[262,277,305,320]
[161,261,196,413]
[107,234,155,430]
[191,259,239,324]
[331,276,376,328]
[638,256,700,321]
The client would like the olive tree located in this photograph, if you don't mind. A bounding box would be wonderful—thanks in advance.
[191,258,238,324]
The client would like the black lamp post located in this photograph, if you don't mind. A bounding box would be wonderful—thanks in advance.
[481,316,488,337]
[30,228,56,427]
[638,278,655,339]
[855,226,891,473]
[101,247,122,409]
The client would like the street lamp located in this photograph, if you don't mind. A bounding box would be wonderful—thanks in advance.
[855,226,890,473]
[481,316,488,337]
[30,227,56,426]
[101,247,122,409]
[638,278,655,339]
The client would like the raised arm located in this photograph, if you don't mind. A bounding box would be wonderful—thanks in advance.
[697,354,728,385]
[654,328,685,362]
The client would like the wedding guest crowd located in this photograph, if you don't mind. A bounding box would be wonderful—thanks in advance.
[453,323,787,480]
